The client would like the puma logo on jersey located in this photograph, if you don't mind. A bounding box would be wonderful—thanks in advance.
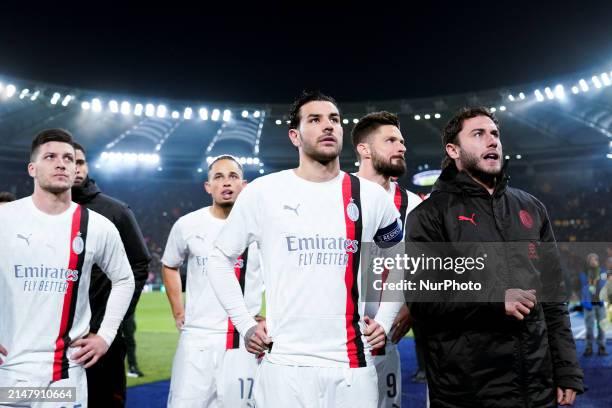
[17,233,32,246]
[458,213,477,226]
[283,204,300,216]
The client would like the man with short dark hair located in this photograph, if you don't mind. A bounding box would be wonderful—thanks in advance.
[353,111,423,407]
[71,142,150,407]
[0,129,134,407]
[0,191,16,204]
[207,91,404,407]
[406,107,584,407]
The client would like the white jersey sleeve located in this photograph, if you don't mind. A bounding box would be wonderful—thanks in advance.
[92,216,135,346]
[207,184,260,337]
[161,220,187,268]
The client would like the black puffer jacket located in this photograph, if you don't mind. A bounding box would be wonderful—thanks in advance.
[406,163,583,408]
[72,177,151,332]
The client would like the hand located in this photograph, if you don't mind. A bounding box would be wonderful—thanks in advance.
[0,344,7,365]
[254,314,266,323]
[363,316,386,350]
[391,304,413,344]
[505,289,536,320]
[70,334,110,368]
[174,312,185,331]
[244,320,272,354]
[557,387,577,406]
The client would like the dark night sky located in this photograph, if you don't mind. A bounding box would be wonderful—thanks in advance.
[1,2,611,104]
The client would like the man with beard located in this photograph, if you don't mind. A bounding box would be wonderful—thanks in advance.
[206,91,404,407]
[72,142,150,407]
[162,155,264,408]
[0,129,134,407]
[405,107,584,407]
[353,111,423,407]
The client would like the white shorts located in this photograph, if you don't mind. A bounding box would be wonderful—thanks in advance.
[254,359,379,408]
[167,333,260,408]
[373,343,402,408]
[0,365,87,408]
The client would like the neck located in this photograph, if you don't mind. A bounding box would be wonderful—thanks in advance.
[294,154,340,182]
[210,203,232,219]
[456,163,496,195]
[355,161,391,190]
[32,186,72,215]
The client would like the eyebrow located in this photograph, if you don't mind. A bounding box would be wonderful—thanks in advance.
[307,112,340,118]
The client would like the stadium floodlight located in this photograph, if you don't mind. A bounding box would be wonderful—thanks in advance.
[352,118,359,124]
[30,90,40,101]
[253,110,261,118]
[286,120,290,125]
[81,101,91,110]
[342,118,349,124]
[199,108,209,120]
[601,73,611,86]
[241,110,249,118]
[275,119,282,125]
[0,82,3,92]
[414,115,421,120]
[490,107,497,112]
[499,106,506,111]
[544,87,554,100]
[211,108,220,121]
[518,92,526,100]
[157,166,163,171]
[155,144,161,151]
[246,157,253,165]
[505,155,510,160]
[579,79,589,92]
[253,157,260,165]
[120,101,131,115]
[259,169,264,174]
[183,107,193,120]
[145,103,155,117]
[171,110,180,119]
[197,168,203,173]
[554,84,565,100]
[61,95,73,107]
[592,76,602,89]
[607,153,612,160]
[134,103,144,116]
[50,92,61,105]
[109,100,119,113]
[222,109,231,122]
[5,84,17,98]
[91,98,103,112]
[424,114,431,119]
[508,94,515,102]
[156,104,167,118]
[534,89,544,102]
[434,113,441,119]
[516,154,522,159]
[239,157,247,165]
[19,88,29,99]
[571,86,580,94]
[354,161,359,166]
[206,156,213,164]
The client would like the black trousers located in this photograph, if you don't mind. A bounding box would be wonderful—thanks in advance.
[86,334,127,408]
[121,312,138,368]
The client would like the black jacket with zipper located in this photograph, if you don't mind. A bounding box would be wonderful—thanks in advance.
[406,163,584,408]
[72,177,151,333]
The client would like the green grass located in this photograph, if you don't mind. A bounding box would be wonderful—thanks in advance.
[127,291,179,387]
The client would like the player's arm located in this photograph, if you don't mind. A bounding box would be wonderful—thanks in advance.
[366,197,404,348]
[537,204,584,397]
[116,205,151,315]
[72,220,135,368]
[162,265,185,330]
[0,344,7,364]
[207,183,270,353]
[161,220,188,330]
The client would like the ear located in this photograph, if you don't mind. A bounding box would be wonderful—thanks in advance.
[204,181,211,194]
[241,180,247,187]
[356,142,371,160]
[288,128,301,148]
[445,143,460,160]
[27,162,36,178]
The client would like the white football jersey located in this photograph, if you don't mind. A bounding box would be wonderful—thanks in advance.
[212,170,402,368]
[0,197,133,383]
[162,206,263,349]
